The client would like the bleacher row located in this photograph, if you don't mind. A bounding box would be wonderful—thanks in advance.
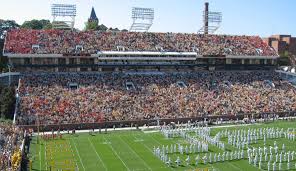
[4,29,277,56]
[16,71,296,125]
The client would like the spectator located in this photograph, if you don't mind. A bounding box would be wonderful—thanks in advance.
[16,71,296,125]
[0,122,24,171]
[4,29,277,56]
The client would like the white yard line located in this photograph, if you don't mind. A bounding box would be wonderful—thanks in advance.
[32,123,265,136]
[227,162,244,171]
[39,141,42,171]
[133,133,174,171]
[143,130,159,134]
[147,134,197,170]
[66,140,79,170]
[117,135,153,171]
[87,137,108,171]
[44,141,47,170]
[70,138,86,171]
[103,136,131,171]
[210,123,262,129]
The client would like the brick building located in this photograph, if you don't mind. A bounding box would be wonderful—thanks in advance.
[263,35,296,56]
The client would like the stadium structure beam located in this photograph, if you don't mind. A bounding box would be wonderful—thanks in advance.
[198,2,222,34]
[51,4,77,30]
[129,7,154,32]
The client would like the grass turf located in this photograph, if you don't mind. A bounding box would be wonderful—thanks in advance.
[29,120,296,171]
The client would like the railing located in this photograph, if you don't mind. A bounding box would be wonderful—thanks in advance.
[17,111,296,132]
[276,70,296,85]
[0,72,21,86]
[13,78,21,124]
[12,63,277,68]
[17,130,28,171]
[2,35,7,56]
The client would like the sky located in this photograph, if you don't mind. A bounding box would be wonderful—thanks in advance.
[0,0,295,37]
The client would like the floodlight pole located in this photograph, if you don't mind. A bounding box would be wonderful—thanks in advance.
[204,2,209,35]
[198,2,222,34]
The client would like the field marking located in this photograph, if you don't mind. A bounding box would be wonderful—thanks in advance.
[148,133,220,170]
[44,140,47,170]
[103,136,131,171]
[133,133,174,171]
[87,137,108,171]
[143,130,159,134]
[39,140,42,171]
[227,162,244,171]
[210,123,262,129]
[134,139,144,142]
[147,133,198,170]
[66,139,80,170]
[70,138,86,171]
[117,135,153,171]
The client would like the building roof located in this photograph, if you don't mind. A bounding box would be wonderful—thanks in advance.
[89,7,98,22]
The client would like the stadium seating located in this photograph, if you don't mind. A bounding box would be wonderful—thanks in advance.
[0,122,24,171]
[4,29,277,56]
[16,71,296,125]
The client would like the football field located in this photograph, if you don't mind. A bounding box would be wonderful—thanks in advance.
[29,120,296,171]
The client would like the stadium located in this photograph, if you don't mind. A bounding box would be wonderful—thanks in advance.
[1,1,296,171]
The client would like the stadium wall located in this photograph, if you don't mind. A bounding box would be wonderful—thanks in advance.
[18,111,296,132]
[0,39,4,56]
[0,72,20,86]
[6,58,278,72]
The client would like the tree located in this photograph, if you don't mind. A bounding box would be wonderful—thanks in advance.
[0,56,8,73]
[278,50,294,66]
[85,21,98,30]
[0,39,8,72]
[0,86,15,119]
[85,22,109,32]
[21,19,52,30]
[0,19,19,40]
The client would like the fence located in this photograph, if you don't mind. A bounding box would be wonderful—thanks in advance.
[276,69,296,85]
[13,78,21,124]
[0,72,20,86]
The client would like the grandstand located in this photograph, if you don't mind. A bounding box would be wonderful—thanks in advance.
[13,71,296,131]
[3,30,278,72]
[2,2,296,171]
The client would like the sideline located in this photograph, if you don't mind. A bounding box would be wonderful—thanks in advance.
[32,117,296,136]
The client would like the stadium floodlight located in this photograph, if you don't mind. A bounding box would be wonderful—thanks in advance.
[51,4,77,30]
[129,7,154,32]
[198,2,222,34]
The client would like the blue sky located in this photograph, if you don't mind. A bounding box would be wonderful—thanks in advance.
[0,0,295,37]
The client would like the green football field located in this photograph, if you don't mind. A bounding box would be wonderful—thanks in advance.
[29,120,296,171]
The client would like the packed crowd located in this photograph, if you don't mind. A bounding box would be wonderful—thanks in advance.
[16,71,296,125]
[0,122,24,171]
[4,29,277,56]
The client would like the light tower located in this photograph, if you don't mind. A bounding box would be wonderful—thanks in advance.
[198,2,222,34]
[129,7,154,32]
[51,4,77,30]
